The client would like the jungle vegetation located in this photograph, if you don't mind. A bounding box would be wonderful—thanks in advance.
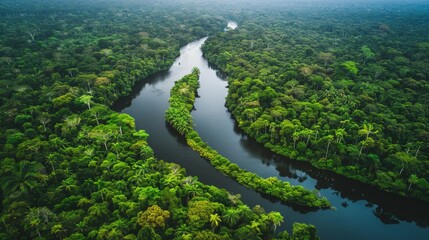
[0,1,321,239]
[165,69,330,208]
[202,3,429,202]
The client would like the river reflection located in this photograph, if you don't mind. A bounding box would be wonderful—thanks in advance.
[113,24,429,239]
[224,113,429,228]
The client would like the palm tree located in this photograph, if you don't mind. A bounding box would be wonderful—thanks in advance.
[78,95,92,110]
[222,209,240,227]
[178,83,191,97]
[37,113,51,132]
[237,205,253,222]
[325,135,334,159]
[114,180,128,191]
[358,122,378,139]
[335,128,346,143]
[174,224,190,238]
[25,208,43,238]
[249,220,262,236]
[0,158,16,175]
[184,184,201,200]
[129,162,152,186]
[139,145,154,159]
[87,203,109,221]
[268,212,284,231]
[93,179,108,201]
[111,142,123,158]
[356,122,378,163]
[112,218,128,232]
[408,174,418,191]
[59,177,78,193]
[162,174,180,188]
[357,137,375,164]
[64,115,81,129]
[292,131,300,150]
[414,142,423,158]
[301,129,314,146]
[210,213,222,232]
[0,160,44,195]
[45,153,59,172]
[17,138,47,156]
[25,207,55,239]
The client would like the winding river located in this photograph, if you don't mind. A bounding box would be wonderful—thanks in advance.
[113,22,429,240]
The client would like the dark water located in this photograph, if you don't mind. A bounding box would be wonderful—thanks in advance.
[113,30,429,239]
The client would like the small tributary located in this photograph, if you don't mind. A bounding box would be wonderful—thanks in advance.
[113,22,429,240]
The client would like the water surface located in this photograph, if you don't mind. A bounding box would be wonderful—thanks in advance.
[114,23,429,240]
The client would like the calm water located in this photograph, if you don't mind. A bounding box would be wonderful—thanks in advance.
[113,23,429,240]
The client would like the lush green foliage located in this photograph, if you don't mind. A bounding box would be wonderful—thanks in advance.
[0,1,320,240]
[166,70,330,208]
[0,1,321,239]
[202,6,429,201]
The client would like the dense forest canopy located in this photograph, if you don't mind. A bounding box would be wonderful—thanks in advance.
[1,0,428,239]
[0,1,324,239]
[202,1,429,202]
[165,69,330,208]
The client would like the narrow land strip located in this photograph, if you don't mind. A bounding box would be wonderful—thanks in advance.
[165,68,331,209]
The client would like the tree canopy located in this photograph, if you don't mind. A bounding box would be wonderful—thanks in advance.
[202,5,429,202]
[0,1,321,239]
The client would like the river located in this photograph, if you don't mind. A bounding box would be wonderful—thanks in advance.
[113,22,429,240]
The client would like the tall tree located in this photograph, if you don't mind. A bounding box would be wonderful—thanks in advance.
[0,160,45,196]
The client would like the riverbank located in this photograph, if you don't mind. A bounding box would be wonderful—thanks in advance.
[165,68,331,208]
[200,20,429,203]
[118,35,429,239]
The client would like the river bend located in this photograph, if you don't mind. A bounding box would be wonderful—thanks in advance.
[113,24,429,240]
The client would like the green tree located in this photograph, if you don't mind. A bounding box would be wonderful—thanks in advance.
[88,124,118,151]
[78,95,93,110]
[59,177,78,193]
[408,174,418,192]
[291,222,318,240]
[137,205,170,228]
[209,213,221,231]
[357,122,378,162]
[324,135,334,159]
[318,52,335,66]
[37,113,51,132]
[268,211,284,231]
[0,160,45,195]
[174,224,191,238]
[17,138,48,159]
[360,45,375,64]
[109,113,135,136]
[222,209,240,227]
[188,200,220,229]
[342,61,358,75]
[87,203,109,224]
[25,207,55,239]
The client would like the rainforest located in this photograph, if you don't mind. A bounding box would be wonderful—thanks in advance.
[0,0,428,239]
